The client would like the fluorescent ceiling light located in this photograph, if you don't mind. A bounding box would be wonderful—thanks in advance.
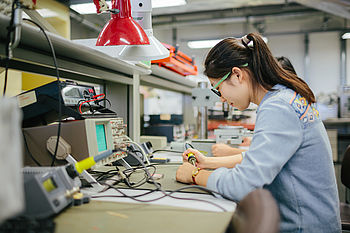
[152,0,186,8]
[70,2,104,14]
[188,36,268,49]
[342,33,350,39]
[187,39,221,49]
[70,0,186,14]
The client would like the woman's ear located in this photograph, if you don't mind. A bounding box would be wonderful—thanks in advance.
[230,67,244,84]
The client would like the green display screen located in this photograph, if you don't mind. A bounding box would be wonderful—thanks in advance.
[96,124,107,152]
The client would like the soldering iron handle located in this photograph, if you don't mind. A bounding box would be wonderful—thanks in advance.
[184,143,197,165]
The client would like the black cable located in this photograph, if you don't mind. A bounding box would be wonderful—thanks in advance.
[92,183,228,212]
[122,165,157,188]
[22,18,62,167]
[96,171,119,181]
[130,149,143,154]
[3,61,9,97]
[94,169,119,180]
[77,99,92,114]
[84,149,233,211]
[89,164,157,189]
[92,149,232,212]
[96,97,111,109]
[128,150,235,208]
[3,0,17,96]
[152,149,183,154]
[77,96,111,115]
[22,131,41,166]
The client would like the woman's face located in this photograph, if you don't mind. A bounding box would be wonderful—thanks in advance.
[209,67,251,111]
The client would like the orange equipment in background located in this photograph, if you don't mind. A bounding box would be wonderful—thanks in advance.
[152,43,198,76]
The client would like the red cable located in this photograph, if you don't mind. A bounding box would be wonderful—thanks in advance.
[79,94,106,114]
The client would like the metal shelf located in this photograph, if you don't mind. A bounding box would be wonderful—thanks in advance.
[0,15,150,85]
[0,15,197,141]
[141,65,197,94]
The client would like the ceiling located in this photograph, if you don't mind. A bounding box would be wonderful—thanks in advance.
[58,0,350,36]
[60,0,350,16]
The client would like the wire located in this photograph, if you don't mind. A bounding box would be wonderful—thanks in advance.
[92,183,228,212]
[78,94,105,114]
[152,149,183,154]
[76,95,112,115]
[22,131,41,166]
[88,164,157,189]
[96,97,111,109]
[122,165,157,188]
[93,98,113,114]
[91,149,233,212]
[125,136,151,165]
[22,18,62,167]
[3,65,9,97]
[77,99,91,114]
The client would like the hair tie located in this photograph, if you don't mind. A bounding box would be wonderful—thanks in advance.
[241,35,253,48]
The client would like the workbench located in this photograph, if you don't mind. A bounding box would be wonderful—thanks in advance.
[54,163,236,233]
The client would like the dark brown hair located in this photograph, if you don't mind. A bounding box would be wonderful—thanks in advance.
[204,33,315,103]
[276,56,297,75]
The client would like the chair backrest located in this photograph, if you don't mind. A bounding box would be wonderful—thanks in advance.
[341,145,350,189]
[227,189,280,233]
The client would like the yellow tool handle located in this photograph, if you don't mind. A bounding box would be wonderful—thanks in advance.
[187,152,196,166]
[75,157,96,174]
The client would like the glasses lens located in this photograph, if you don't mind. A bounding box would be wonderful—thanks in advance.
[211,88,221,97]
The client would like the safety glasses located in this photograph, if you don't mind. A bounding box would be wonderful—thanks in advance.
[210,63,248,97]
[211,72,231,97]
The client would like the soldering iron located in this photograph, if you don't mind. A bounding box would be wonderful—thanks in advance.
[185,143,197,166]
[74,149,117,174]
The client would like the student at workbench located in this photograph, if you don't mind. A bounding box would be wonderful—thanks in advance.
[211,56,297,157]
[176,33,341,233]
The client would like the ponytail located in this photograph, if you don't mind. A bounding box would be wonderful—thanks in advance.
[205,33,315,103]
[245,33,315,103]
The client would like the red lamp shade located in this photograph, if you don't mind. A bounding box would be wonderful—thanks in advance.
[96,0,150,46]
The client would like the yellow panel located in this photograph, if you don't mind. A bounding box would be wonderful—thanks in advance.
[22,72,56,91]
[20,0,70,91]
[35,0,70,39]
[0,69,22,97]
[46,17,70,39]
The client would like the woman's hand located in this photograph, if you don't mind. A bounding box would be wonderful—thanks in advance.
[212,143,239,157]
[182,148,208,169]
[176,162,195,184]
[240,137,252,147]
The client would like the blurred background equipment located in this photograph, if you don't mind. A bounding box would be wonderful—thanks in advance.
[214,125,252,145]
[143,114,185,142]
[191,81,220,139]
[339,86,350,118]
[151,43,198,76]
[0,98,24,224]
[140,135,167,150]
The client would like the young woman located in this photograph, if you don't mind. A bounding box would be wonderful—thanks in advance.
[211,56,297,157]
[176,33,341,233]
